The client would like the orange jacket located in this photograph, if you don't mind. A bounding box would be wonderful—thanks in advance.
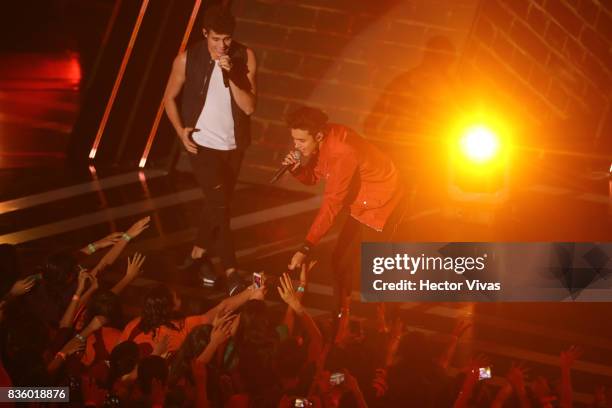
[293,124,403,245]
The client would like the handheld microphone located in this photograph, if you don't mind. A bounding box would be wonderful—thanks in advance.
[219,53,230,88]
[270,151,301,184]
[222,69,229,88]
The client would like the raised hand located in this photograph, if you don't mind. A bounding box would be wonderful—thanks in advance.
[506,361,529,393]
[94,232,124,249]
[61,337,86,356]
[464,354,490,385]
[288,251,306,271]
[249,276,266,301]
[277,273,301,311]
[210,316,234,346]
[212,309,233,328]
[560,345,583,369]
[8,276,37,297]
[372,368,388,398]
[126,252,146,278]
[83,271,99,291]
[76,268,94,295]
[126,216,151,238]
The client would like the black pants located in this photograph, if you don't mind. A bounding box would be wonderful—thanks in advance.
[189,146,244,271]
[331,196,409,310]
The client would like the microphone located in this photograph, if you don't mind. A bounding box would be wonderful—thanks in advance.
[270,151,301,184]
[222,69,229,88]
[219,53,230,88]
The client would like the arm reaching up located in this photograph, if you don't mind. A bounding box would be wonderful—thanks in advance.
[112,252,146,295]
[277,272,323,362]
[91,216,150,276]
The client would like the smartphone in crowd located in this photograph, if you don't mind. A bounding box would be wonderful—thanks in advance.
[478,366,492,380]
[330,372,345,386]
[252,272,263,289]
[293,398,312,407]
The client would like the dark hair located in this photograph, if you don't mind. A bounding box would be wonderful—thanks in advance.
[168,324,212,386]
[285,106,329,136]
[235,300,280,398]
[276,337,306,379]
[202,5,236,35]
[235,299,275,348]
[1,319,50,386]
[107,341,139,388]
[84,289,123,328]
[138,284,182,336]
[41,251,79,284]
[35,251,79,322]
[0,244,19,297]
[138,355,168,395]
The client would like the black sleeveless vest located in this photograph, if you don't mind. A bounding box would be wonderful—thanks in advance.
[180,40,251,150]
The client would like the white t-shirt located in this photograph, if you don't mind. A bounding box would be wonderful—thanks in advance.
[192,61,236,150]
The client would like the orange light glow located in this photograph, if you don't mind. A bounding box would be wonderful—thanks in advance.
[459,125,500,163]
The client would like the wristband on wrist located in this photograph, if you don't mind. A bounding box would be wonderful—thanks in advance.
[121,233,132,242]
[87,243,96,254]
[75,333,86,343]
[55,351,66,360]
[296,286,305,293]
[300,242,313,254]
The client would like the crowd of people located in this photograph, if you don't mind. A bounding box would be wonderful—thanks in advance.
[1,216,610,407]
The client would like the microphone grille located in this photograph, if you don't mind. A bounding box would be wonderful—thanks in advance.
[294,150,302,160]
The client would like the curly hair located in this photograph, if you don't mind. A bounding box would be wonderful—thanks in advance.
[138,284,182,336]
[167,324,212,386]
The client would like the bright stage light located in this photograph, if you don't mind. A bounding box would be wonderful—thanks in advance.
[459,125,500,163]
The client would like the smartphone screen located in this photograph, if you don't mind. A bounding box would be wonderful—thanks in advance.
[293,398,311,408]
[330,372,345,385]
[478,366,492,380]
[252,272,262,289]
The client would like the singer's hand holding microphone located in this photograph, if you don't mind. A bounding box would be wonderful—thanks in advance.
[218,55,232,88]
[281,151,302,172]
[270,150,302,183]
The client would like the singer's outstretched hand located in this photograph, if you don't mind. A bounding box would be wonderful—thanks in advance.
[288,250,306,271]
[281,151,301,172]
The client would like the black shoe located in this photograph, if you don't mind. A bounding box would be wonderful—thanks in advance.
[198,257,217,288]
[226,270,246,296]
